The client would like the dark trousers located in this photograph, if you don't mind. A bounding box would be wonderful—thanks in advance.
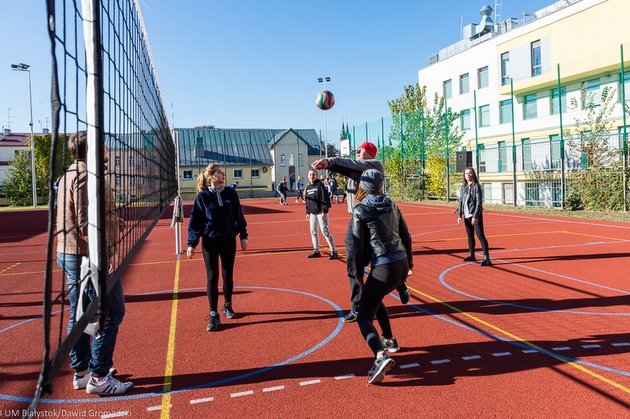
[357,259,409,356]
[345,223,408,312]
[464,212,489,258]
[201,235,237,312]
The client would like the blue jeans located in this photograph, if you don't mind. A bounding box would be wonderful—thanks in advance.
[57,253,126,377]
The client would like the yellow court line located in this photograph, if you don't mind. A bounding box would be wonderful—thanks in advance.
[561,230,626,242]
[159,256,181,419]
[407,285,629,394]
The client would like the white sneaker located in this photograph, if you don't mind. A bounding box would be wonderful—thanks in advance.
[86,374,133,396]
[73,372,90,390]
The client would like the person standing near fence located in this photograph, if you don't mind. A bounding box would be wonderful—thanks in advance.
[312,141,410,323]
[304,169,338,259]
[277,176,289,205]
[348,169,413,384]
[187,163,249,331]
[457,167,491,266]
[56,131,132,396]
[295,176,304,203]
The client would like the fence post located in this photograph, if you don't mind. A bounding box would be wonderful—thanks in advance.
[621,44,628,212]
[510,79,517,206]
[421,106,426,172]
[558,63,566,209]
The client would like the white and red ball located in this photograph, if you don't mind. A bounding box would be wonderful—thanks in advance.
[315,90,335,110]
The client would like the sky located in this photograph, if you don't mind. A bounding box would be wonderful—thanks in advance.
[1,0,555,144]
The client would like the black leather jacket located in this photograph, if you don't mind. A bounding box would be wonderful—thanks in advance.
[346,195,413,280]
[458,183,483,219]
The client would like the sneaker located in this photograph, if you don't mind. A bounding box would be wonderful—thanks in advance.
[223,303,236,319]
[206,311,221,331]
[343,310,358,323]
[73,371,90,390]
[307,251,321,258]
[381,337,400,353]
[480,258,492,266]
[463,255,476,262]
[86,375,133,396]
[368,354,395,384]
[328,251,339,260]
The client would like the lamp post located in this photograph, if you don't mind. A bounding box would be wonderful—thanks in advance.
[317,76,331,158]
[11,63,37,207]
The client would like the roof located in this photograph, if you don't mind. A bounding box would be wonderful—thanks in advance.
[176,128,322,167]
[0,132,31,147]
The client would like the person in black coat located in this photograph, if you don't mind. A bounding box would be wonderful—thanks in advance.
[457,167,491,266]
[187,163,249,331]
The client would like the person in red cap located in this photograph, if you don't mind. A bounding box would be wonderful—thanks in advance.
[312,141,411,322]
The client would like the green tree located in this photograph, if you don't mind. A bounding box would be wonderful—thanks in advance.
[2,150,34,206]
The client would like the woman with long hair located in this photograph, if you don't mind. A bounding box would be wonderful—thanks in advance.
[457,167,491,266]
[187,163,248,331]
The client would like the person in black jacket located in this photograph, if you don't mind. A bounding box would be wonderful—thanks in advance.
[348,169,413,384]
[457,167,491,266]
[187,163,249,331]
[304,169,338,259]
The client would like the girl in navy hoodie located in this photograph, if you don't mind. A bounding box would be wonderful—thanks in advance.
[187,163,248,331]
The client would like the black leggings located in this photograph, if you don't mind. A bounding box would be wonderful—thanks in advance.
[201,236,237,312]
[464,212,489,257]
[357,259,409,356]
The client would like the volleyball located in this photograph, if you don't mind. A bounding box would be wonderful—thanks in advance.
[315,90,335,110]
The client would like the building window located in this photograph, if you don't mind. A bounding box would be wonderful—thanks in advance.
[130,176,136,187]
[478,66,489,89]
[501,52,510,85]
[498,141,506,173]
[478,104,490,127]
[499,99,512,124]
[251,168,260,178]
[551,88,566,115]
[460,109,471,130]
[141,157,146,167]
[525,182,540,206]
[482,183,492,202]
[582,79,601,108]
[280,153,286,166]
[298,153,304,166]
[550,134,561,170]
[443,79,452,99]
[622,72,630,102]
[115,174,121,187]
[459,73,469,94]
[478,144,486,173]
[523,94,537,120]
[233,169,243,178]
[522,139,532,170]
[289,153,295,166]
[114,156,121,167]
[531,40,542,76]
[183,170,193,180]
[128,155,135,167]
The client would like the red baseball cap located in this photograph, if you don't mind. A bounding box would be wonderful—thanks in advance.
[357,141,377,158]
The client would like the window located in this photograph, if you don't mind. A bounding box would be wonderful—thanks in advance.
[523,94,537,119]
[289,153,295,166]
[498,141,506,173]
[582,79,601,108]
[130,176,136,187]
[478,144,486,173]
[115,174,121,187]
[141,157,146,167]
[521,139,532,170]
[251,168,260,178]
[525,182,541,206]
[531,40,542,76]
[501,52,510,85]
[459,73,469,94]
[478,66,489,89]
[478,104,490,127]
[482,183,492,202]
[114,156,121,167]
[298,153,304,167]
[443,79,452,99]
[499,99,512,124]
[128,155,135,167]
[550,134,561,169]
[460,109,471,130]
[280,153,286,166]
[622,72,630,102]
[233,169,243,178]
[183,170,193,180]
[551,88,566,115]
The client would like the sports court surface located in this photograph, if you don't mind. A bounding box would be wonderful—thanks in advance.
[0,199,628,417]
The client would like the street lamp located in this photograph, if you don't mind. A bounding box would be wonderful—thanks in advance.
[11,63,37,207]
[317,76,331,158]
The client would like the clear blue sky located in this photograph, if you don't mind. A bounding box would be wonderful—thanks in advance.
[1,0,554,144]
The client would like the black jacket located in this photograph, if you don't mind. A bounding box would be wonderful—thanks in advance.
[346,195,413,280]
[304,179,330,215]
[457,183,483,219]
[187,186,248,247]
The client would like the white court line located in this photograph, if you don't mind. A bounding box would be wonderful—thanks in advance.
[492,352,512,357]
[582,344,601,349]
[334,374,355,380]
[101,412,128,419]
[190,396,214,404]
[612,342,630,347]
[462,355,481,360]
[146,405,170,412]
[522,349,538,354]
[231,390,254,398]
[431,359,451,365]
[262,385,285,392]
[552,346,571,351]
[400,362,420,369]
[299,379,321,386]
